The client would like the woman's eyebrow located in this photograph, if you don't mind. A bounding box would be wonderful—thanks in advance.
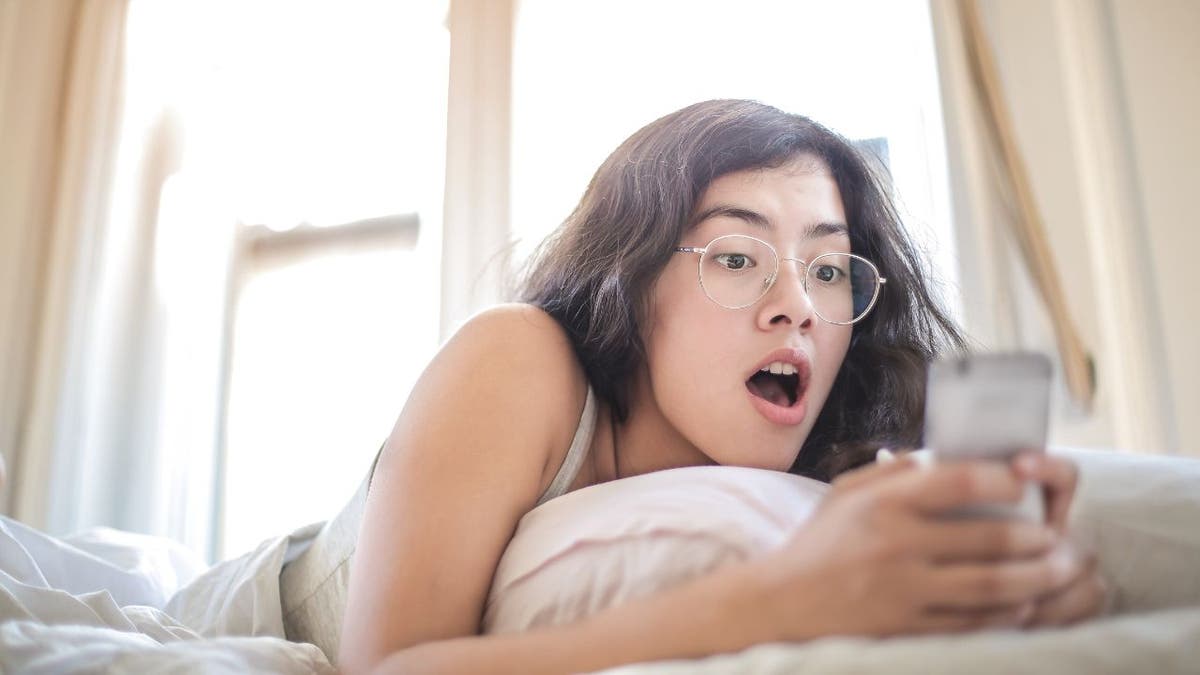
[692,204,772,230]
[692,204,849,239]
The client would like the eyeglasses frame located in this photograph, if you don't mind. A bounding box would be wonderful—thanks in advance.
[673,233,888,325]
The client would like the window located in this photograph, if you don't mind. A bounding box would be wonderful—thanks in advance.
[220,219,438,558]
[125,0,450,559]
[212,4,450,559]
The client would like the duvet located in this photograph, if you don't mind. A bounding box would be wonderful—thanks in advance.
[0,516,332,674]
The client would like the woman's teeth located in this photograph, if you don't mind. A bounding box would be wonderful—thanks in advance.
[760,361,798,376]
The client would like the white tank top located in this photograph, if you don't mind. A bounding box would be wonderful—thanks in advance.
[533,385,597,507]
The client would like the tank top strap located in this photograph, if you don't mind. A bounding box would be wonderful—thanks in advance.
[534,385,597,507]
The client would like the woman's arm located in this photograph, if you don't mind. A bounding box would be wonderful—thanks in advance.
[372,558,770,674]
[338,304,592,673]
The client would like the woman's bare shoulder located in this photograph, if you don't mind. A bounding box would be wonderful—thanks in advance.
[450,303,587,472]
[451,302,578,359]
[448,303,585,403]
[388,302,588,497]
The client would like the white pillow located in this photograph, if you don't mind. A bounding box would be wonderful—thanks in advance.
[482,466,829,634]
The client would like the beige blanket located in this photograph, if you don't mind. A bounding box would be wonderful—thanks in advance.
[599,606,1200,674]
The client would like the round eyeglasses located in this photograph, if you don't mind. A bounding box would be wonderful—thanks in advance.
[674,234,887,325]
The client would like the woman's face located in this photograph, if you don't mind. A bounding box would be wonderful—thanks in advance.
[644,156,854,470]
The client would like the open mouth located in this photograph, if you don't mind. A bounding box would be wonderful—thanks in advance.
[746,367,804,407]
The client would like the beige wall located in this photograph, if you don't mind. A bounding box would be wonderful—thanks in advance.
[1107,0,1199,455]
[981,0,1115,449]
[938,0,1197,455]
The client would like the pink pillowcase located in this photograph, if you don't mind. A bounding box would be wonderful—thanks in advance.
[482,466,829,634]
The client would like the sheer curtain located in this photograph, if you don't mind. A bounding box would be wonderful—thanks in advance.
[0,0,226,552]
[0,0,131,528]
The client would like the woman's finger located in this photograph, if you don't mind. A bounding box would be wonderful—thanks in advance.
[1013,453,1079,531]
[877,461,1026,516]
[1026,545,1110,627]
[923,545,1080,610]
[915,602,1036,634]
[915,519,1058,563]
[830,453,919,493]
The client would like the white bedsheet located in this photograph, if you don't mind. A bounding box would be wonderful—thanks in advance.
[0,516,333,674]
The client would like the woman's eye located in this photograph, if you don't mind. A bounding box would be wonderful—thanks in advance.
[713,253,755,271]
[812,264,845,283]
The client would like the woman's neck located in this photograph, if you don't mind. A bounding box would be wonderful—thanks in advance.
[592,368,716,484]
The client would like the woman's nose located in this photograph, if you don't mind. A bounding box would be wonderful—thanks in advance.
[756,259,815,329]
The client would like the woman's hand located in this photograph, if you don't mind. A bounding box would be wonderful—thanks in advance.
[1012,452,1113,626]
[742,456,1085,643]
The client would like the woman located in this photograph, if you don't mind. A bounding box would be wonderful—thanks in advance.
[337,100,1107,674]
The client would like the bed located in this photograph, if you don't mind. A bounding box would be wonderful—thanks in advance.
[2,446,1198,673]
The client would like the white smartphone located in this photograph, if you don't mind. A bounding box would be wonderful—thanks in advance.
[924,352,1052,521]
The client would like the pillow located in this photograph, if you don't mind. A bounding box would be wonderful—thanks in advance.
[482,448,1200,636]
[1052,446,1200,614]
[482,466,830,634]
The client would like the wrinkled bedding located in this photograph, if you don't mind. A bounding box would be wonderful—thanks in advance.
[0,516,333,674]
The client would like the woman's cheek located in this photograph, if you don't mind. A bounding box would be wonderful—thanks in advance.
[814,330,852,400]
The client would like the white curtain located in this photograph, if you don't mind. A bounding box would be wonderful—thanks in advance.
[0,0,226,555]
[0,0,131,528]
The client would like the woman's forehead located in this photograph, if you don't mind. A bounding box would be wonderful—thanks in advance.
[690,163,848,242]
[700,159,836,197]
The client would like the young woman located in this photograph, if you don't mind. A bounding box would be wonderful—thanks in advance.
[337,100,1107,674]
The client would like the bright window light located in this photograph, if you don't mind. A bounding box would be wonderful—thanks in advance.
[124,0,450,559]
[212,2,450,559]
[221,245,440,558]
[511,0,959,319]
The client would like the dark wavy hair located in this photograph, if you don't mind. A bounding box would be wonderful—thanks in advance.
[518,99,965,482]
